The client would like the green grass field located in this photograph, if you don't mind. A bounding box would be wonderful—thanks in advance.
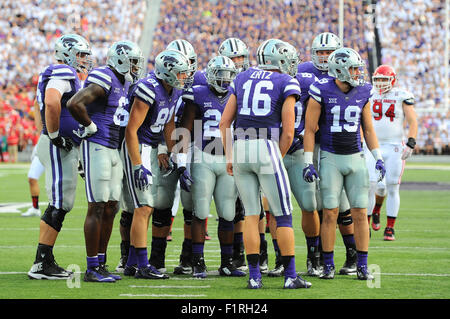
[0,161,449,300]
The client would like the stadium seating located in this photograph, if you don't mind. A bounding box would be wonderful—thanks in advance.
[0,0,447,161]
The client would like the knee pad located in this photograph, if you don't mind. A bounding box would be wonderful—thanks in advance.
[41,205,67,232]
[376,184,387,197]
[183,209,193,226]
[386,184,400,197]
[218,217,234,231]
[119,211,133,228]
[275,214,293,228]
[152,208,172,228]
[337,210,353,226]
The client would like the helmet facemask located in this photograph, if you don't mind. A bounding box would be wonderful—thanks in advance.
[206,56,237,94]
[372,75,394,94]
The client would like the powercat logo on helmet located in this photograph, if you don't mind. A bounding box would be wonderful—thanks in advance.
[62,37,78,49]
[116,44,132,55]
[163,55,179,71]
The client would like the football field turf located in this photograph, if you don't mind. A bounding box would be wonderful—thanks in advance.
[0,161,449,300]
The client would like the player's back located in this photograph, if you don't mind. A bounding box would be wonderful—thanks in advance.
[231,67,300,140]
[37,63,82,145]
[370,87,414,144]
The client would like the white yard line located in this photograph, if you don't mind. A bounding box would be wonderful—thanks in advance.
[120,293,207,297]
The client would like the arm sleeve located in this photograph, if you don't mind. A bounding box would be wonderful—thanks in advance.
[46,78,72,95]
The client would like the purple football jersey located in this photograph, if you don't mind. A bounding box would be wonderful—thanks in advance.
[182,84,230,151]
[132,71,181,147]
[287,72,318,154]
[193,69,207,86]
[229,67,301,141]
[309,78,373,155]
[83,66,130,149]
[118,83,138,148]
[297,61,331,80]
[37,64,82,145]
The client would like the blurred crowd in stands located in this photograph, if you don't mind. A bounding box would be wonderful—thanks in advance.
[0,0,448,162]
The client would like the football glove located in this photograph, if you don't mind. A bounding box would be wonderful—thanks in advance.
[303,164,319,183]
[401,137,416,160]
[73,121,98,139]
[133,164,152,191]
[375,159,386,182]
[178,166,193,192]
[50,135,73,152]
[161,154,177,177]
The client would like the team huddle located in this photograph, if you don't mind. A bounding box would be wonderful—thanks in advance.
[26,31,417,290]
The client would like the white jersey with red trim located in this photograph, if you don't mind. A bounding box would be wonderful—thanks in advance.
[369,87,414,144]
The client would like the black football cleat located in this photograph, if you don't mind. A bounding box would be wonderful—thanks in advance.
[135,265,169,279]
[339,247,357,275]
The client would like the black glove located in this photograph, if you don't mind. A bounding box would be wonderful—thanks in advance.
[77,161,85,180]
[406,137,416,149]
[50,135,73,152]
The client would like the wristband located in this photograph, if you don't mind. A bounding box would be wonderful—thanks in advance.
[86,121,97,131]
[48,130,59,139]
[371,148,383,161]
[176,152,188,168]
[158,144,168,155]
[304,151,313,165]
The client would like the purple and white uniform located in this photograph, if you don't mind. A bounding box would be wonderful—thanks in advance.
[182,85,237,221]
[123,71,182,208]
[283,72,319,213]
[229,67,300,217]
[35,64,81,211]
[81,66,129,203]
[308,77,373,209]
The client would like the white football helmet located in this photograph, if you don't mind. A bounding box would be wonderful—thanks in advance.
[256,39,296,75]
[311,32,342,71]
[154,49,194,89]
[166,39,197,75]
[206,55,237,94]
[107,41,144,83]
[327,47,365,87]
[218,38,250,72]
[54,33,93,74]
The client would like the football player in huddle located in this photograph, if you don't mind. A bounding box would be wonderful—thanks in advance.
[178,55,246,278]
[159,39,199,275]
[68,40,144,282]
[123,49,193,279]
[299,32,358,275]
[220,38,311,289]
[115,68,145,273]
[303,47,386,280]
[217,37,252,272]
[366,65,418,241]
[28,34,92,280]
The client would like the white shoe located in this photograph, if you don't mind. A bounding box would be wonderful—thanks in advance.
[22,207,41,217]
